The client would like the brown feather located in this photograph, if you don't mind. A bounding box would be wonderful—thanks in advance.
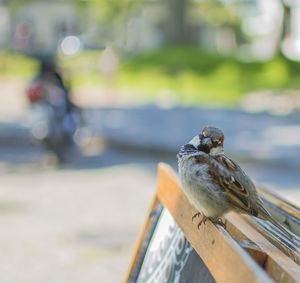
[196,154,253,214]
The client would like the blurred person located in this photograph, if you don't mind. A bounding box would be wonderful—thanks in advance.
[32,57,73,111]
[26,56,87,164]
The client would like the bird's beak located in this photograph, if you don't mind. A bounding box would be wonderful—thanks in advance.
[197,137,212,153]
[202,137,212,148]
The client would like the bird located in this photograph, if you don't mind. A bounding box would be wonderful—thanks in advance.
[177,125,292,239]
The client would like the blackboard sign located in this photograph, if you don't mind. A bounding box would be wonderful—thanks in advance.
[133,205,215,283]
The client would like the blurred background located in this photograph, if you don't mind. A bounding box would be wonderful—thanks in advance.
[0,0,300,282]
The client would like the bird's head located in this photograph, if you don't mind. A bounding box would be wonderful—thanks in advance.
[188,126,224,156]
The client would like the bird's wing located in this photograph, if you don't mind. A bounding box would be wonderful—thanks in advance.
[194,153,293,239]
[195,154,256,215]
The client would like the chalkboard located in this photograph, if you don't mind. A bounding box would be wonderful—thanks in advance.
[133,205,215,283]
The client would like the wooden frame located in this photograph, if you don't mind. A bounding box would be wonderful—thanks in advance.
[125,197,162,282]
[125,163,300,283]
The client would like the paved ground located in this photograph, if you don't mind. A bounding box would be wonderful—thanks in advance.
[0,145,162,283]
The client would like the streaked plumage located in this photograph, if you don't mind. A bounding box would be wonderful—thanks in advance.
[177,126,292,238]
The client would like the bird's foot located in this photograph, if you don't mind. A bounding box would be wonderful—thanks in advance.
[196,216,227,229]
[192,212,201,222]
[211,217,227,229]
[197,215,210,229]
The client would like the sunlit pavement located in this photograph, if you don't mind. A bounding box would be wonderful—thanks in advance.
[0,146,159,283]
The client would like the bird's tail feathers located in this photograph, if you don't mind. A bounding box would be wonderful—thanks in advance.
[257,202,293,240]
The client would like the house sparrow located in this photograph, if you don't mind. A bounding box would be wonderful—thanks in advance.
[177,126,292,238]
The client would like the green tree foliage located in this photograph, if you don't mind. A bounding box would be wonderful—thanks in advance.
[73,0,142,24]
[192,0,240,26]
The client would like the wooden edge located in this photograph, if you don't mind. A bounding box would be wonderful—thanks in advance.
[243,216,300,266]
[236,239,267,266]
[157,163,273,283]
[124,195,161,283]
[225,212,300,283]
